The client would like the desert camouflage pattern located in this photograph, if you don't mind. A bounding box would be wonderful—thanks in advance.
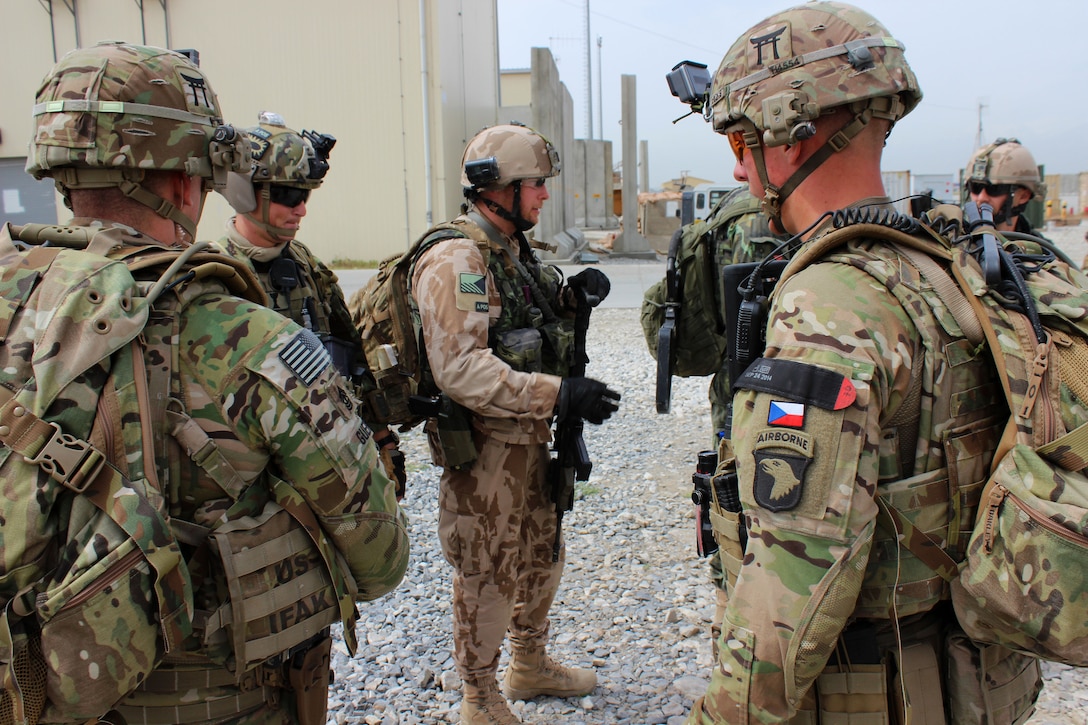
[411,214,568,685]
[0,220,408,724]
[460,123,560,188]
[708,1,921,136]
[26,41,246,186]
[966,138,1045,198]
[687,213,1041,723]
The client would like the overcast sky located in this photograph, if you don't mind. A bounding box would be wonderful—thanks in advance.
[497,0,1088,189]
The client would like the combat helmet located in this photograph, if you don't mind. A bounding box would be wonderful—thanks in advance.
[709,1,922,226]
[26,40,250,239]
[966,138,1044,225]
[460,122,560,231]
[224,111,336,241]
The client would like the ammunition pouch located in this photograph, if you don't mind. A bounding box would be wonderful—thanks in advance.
[427,394,478,471]
[494,327,544,373]
[945,632,1041,725]
[203,501,340,676]
[707,440,746,592]
[288,634,332,725]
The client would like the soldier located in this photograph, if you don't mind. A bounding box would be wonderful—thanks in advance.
[699,188,784,661]
[964,138,1045,234]
[219,112,406,496]
[686,3,1042,723]
[412,123,619,724]
[8,41,408,725]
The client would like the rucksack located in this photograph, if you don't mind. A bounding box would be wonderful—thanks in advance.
[0,224,262,723]
[348,221,491,428]
[754,205,1088,666]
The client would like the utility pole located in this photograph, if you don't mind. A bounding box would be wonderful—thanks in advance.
[975,100,987,149]
[596,36,603,140]
[584,0,593,139]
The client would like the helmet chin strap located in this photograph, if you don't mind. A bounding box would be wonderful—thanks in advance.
[477,181,535,232]
[244,186,297,242]
[743,98,896,232]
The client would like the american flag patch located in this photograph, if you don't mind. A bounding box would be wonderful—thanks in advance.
[279,329,332,386]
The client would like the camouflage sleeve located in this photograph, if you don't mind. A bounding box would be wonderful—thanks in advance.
[412,237,561,419]
[179,293,409,600]
[690,259,917,723]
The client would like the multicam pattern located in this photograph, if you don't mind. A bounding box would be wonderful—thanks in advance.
[0,220,407,723]
[687,222,1021,723]
[708,1,921,135]
[26,41,243,182]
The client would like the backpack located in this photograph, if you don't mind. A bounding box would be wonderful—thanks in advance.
[0,224,261,723]
[762,205,1088,666]
[347,221,491,428]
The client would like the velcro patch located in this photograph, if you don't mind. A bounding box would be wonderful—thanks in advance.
[752,429,813,512]
[457,272,489,313]
[279,329,332,386]
[737,358,856,410]
[768,401,804,428]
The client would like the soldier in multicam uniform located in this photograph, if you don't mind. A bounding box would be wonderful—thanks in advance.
[219,113,406,496]
[964,138,1046,235]
[10,41,408,725]
[686,3,1042,722]
[698,188,785,661]
[411,123,619,724]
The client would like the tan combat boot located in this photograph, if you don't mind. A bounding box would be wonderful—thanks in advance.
[461,679,521,725]
[501,648,597,701]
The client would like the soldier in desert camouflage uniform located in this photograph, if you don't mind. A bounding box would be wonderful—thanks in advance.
[964,138,1045,235]
[411,123,619,724]
[219,113,406,497]
[5,41,408,725]
[686,3,1042,722]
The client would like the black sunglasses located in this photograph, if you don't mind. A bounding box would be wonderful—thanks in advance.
[967,181,1012,198]
[268,185,310,207]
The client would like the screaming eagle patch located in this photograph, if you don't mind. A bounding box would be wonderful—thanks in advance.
[752,428,813,512]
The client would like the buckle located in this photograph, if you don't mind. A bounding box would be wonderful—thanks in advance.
[25,421,106,493]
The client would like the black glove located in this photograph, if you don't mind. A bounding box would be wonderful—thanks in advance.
[567,267,611,307]
[374,429,407,500]
[556,377,621,425]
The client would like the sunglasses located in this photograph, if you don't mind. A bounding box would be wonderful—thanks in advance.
[268,185,311,207]
[967,181,1012,198]
[728,129,748,163]
[529,177,548,188]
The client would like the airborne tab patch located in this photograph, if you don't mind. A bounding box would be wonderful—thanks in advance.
[279,329,332,386]
[457,272,489,313]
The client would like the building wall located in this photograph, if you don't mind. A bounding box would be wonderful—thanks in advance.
[0,0,498,262]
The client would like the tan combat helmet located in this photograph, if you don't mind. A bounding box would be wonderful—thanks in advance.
[710,1,922,225]
[224,111,335,241]
[460,122,560,231]
[966,138,1045,223]
[26,40,250,239]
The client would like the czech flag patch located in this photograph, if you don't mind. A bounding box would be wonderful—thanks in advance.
[768,401,805,428]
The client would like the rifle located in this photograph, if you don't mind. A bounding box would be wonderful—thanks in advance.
[550,278,596,562]
[655,228,684,413]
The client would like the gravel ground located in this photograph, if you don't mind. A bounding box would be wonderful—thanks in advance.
[330,221,1088,725]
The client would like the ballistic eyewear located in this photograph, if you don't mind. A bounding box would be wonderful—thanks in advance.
[268,185,311,207]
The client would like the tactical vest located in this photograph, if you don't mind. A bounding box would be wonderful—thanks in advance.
[410,216,573,384]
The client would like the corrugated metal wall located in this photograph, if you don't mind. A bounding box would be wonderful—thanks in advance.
[0,0,499,262]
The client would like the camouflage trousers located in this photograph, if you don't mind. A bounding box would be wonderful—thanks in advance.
[438,434,564,685]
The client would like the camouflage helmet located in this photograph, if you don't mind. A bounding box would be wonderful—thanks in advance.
[460,122,560,189]
[224,111,332,216]
[26,41,249,237]
[710,1,921,144]
[967,138,1045,199]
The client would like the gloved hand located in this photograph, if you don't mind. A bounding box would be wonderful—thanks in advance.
[567,267,611,307]
[374,428,407,500]
[556,377,621,425]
